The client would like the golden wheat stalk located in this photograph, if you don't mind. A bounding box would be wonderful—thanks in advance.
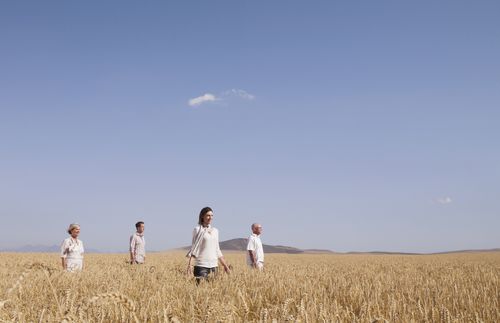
[85,292,139,323]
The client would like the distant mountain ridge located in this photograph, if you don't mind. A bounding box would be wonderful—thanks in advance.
[219,238,308,254]
[2,242,499,255]
[0,244,100,253]
[4,244,60,253]
[187,239,500,255]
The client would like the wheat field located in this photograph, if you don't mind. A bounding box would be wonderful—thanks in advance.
[0,251,498,322]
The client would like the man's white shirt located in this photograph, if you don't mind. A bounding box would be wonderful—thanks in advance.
[246,233,264,265]
[130,233,146,263]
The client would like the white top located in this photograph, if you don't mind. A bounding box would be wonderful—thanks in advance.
[60,237,84,260]
[130,233,146,263]
[191,226,223,268]
[247,233,264,265]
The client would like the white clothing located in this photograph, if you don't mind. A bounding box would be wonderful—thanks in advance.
[186,224,207,258]
[190,225,223,268]
[247,233,264,267]
[130,233,146,263]
[61,237,84,272]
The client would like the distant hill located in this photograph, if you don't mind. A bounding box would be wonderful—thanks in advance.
[186,238,499,255]
[346,248,500,255]
[430,248,500,255]
[0,244,100,253]
[182,238,328,254]
[221,238,306,253]
[303,249,336,254]
[2,243,498,255]
[1,244,60,253]
[346,251,422,255]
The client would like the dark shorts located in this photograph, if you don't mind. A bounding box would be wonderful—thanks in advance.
[193,266,217,282]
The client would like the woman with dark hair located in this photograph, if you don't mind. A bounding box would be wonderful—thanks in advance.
[186,207,230,281]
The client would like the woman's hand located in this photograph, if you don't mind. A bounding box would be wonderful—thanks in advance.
[219,256,231,274]
[186,256,194,276]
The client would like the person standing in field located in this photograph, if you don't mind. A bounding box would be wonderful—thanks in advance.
[186,207,231,282]
[130,221,146,264]
[247,223,264,270]
[61,223,84,272]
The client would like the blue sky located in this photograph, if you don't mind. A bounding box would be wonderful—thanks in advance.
[1,1,499,253]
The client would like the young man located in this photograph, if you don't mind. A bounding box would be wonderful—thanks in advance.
[246,223,264,270]
[130,221,146,264]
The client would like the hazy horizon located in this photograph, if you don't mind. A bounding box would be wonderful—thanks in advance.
[2,239,499,254]
[1,1,499,254]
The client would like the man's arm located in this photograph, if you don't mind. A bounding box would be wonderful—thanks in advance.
[129,236,136,263]
[248,250,257,268]
[247,237,257,267]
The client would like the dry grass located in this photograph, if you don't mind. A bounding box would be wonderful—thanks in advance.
[0,251,498,322]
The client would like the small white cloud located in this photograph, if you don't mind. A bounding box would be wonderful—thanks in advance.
[224,89,255,100]
[435,197,452,205]
[188,93,217,107]
[188,89,255,107]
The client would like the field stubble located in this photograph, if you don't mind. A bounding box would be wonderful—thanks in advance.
[0,252,498,322]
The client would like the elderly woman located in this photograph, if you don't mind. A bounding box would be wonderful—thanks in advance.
[60,223,84,272]
[186,207,230,282]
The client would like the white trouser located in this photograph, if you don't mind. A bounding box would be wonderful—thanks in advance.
[66,258,83,272]
[134,254,145,264]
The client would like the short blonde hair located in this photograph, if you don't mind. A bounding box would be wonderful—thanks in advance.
[67,223,80,234]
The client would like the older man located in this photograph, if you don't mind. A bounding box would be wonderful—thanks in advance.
[130,221,146,264]
[246,223,264,270]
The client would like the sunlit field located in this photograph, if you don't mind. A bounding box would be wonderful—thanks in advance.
[0,251,498,322]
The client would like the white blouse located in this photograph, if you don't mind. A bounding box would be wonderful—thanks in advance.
[191,226,223,268]
[60,237,84,260]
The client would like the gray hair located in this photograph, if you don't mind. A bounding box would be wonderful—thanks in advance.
[67,223,80,234]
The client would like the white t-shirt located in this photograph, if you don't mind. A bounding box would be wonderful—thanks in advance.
[130,233,146,263]
[247,234,264,265]
[192,226,223,268]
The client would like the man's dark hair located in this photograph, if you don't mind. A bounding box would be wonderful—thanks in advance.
[135,221,144,229]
